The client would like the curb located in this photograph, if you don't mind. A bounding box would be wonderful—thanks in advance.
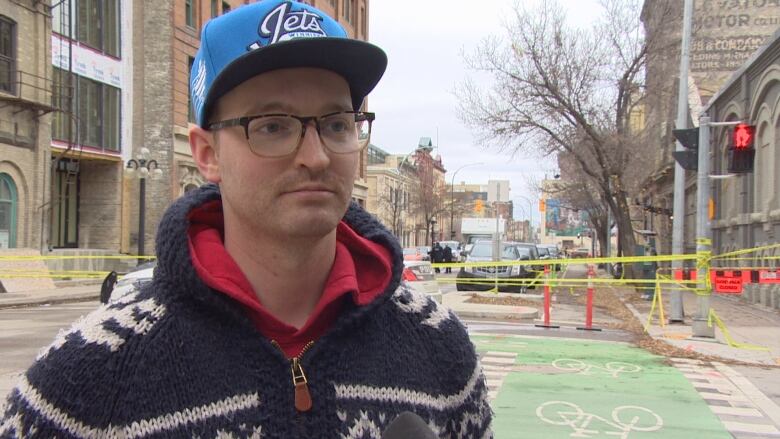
[451,306,538,320]
[0,293,100,309]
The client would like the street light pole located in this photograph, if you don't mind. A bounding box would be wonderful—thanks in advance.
[449,162,484,240]
[126,147,163,264]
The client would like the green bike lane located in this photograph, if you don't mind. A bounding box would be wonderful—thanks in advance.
[471,334,731,439]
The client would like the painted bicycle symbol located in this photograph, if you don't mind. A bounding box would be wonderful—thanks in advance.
[536,401,663,439]
[552,358,642,378]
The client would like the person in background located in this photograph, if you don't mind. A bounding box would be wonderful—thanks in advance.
[0,1,492,437]
[443,244,454,273]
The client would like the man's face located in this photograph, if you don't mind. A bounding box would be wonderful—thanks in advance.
[207,68,359,240]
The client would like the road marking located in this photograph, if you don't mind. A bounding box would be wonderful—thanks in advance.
[721,421,780,436]
[709,406,764,417]
[480,351,518,402]
[485,351,518,358]
[691,382,739,394]
[676,360,780,438]
[699,391,749,402]
[482,356,515,365]
[484,370,507,379]
[713,362,780,427]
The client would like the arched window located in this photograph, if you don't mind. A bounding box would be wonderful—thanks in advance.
[0,173,17,248]
[755,120,771,211]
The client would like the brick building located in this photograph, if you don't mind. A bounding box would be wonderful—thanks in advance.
[0,1,54,251]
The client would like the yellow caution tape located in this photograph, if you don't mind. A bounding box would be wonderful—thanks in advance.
[712,242,780,260]
[0,255,155,261]
[708,309,770,351]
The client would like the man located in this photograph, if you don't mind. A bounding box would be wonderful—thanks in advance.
[443,244,453,274]
[429,242,442,273]
[0,1,492,437]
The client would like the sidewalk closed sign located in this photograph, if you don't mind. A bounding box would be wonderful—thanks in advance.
[713,270,744,294]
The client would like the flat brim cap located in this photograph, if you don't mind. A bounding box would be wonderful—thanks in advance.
[190,0,387,127]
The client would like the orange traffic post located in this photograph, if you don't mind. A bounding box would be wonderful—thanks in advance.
[577,264,602,331]
[535,264,559,329]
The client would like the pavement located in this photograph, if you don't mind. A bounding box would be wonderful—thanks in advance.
[2,275,779,367]
[437,269,780,366]
[0,284,101,308]
[622,286,780,366]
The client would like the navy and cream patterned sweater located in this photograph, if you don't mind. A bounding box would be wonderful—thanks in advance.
[0,184,493,438]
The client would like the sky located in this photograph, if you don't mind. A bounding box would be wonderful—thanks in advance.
[367,0,603,224]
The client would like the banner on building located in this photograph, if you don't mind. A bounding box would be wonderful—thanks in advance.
[544,199,589,237]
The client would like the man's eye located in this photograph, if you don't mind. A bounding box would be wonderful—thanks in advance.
[251,118,294,135]
[324,118,352,133]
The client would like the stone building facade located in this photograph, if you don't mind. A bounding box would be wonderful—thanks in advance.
[705,29,780,308]
[0,1,53,251]
[640,0,780,257]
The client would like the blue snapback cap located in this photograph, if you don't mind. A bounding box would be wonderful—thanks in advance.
[190,0,388,127]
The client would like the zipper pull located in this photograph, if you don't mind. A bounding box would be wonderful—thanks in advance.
[291,357,312,412]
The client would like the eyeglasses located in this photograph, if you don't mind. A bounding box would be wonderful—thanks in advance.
[207,111,374,158]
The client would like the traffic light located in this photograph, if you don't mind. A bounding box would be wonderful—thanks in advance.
[539,199,546,212]
[672,127,699,171]
[727,123,756,173]
[474,199,484,213]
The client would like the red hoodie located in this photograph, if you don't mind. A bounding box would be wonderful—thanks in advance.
[187,200,393,358]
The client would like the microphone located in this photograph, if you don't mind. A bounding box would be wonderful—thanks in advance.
[381,412,437,439]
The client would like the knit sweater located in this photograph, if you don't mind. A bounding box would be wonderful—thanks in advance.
[0,184,493,438]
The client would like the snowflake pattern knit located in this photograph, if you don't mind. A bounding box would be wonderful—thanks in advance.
[0,184,493,438]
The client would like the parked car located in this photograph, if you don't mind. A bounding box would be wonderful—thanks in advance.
[570,248,591,258]
[455,240,537,293]
[402,247,430,261]
[536,244,562,271]
[402,260,443,303]
[103,261,155,303]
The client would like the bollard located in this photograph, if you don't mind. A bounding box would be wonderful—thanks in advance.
[577,264,601,331]
[535,264,559,329]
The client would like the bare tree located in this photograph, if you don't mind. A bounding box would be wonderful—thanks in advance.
[553,152,610,257]
[376,184,405,238]
[457,0,655,271]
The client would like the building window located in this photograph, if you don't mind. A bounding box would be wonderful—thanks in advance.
[76,0,120,57]
[360,6,366,36]
[222,1,231,14]
[186,0,196,27]
[211,0,218,18]
[53,67,120,152]
[0,16,16,94]
[188,56,195,123]
[0,173,17,249]
[343,0,353,23]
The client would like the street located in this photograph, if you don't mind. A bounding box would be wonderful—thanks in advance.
[1,295,779,437]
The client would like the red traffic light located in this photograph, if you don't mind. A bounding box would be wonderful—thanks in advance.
[733,123,755,149]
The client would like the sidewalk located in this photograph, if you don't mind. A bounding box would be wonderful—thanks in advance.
[443,292,539,320]
[442,291,624,327]
[621,287,780,366]
[0,285,100,308]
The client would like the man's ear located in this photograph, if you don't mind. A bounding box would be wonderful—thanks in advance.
[189,125,221,183]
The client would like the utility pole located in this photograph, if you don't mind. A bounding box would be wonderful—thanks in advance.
[693,115,714,337]
[670,0,694,323]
